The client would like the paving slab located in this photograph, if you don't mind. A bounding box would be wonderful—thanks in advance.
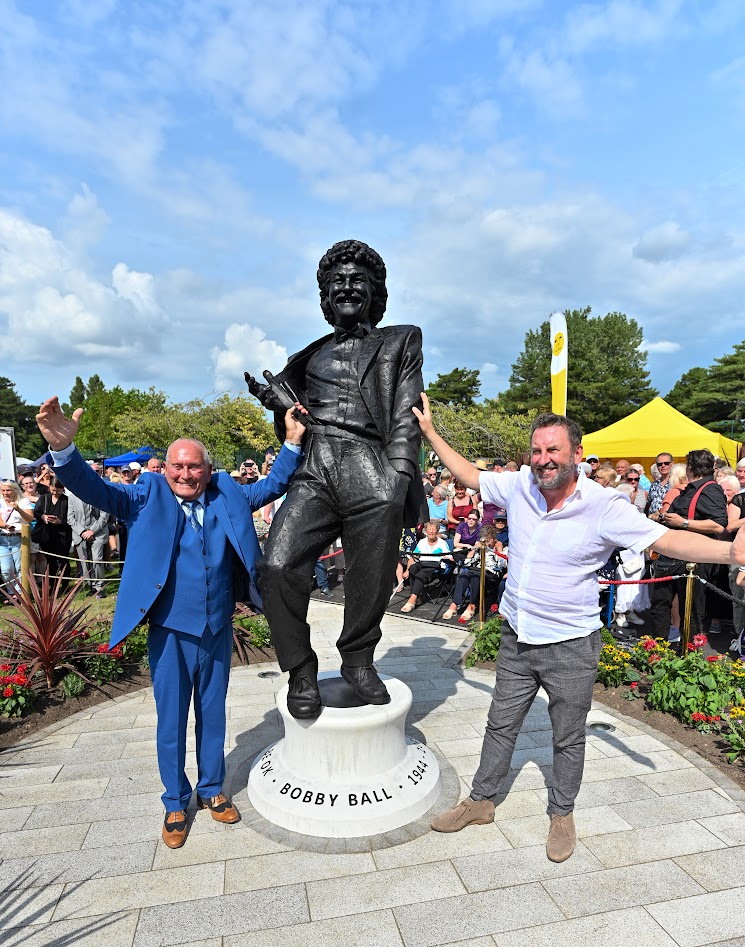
[1,602,744,947]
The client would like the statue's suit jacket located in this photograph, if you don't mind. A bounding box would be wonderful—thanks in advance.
[273,324,427,526]
[50,445,302,647]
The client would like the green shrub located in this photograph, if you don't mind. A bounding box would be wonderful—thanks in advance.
[60,673,86,699]
[465,617,502,667]
[600,626,615,646]
[647,648,737,722]
[85,644,124,684]
[122,627,149,664]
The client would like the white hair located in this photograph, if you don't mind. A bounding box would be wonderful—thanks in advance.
[165,439,212,465]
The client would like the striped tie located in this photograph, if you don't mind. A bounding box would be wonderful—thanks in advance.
[184,501,203,543]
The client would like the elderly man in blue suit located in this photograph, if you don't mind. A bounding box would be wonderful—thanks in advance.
[36,395,305,849]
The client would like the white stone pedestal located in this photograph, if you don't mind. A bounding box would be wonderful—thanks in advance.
[247,672,441,837]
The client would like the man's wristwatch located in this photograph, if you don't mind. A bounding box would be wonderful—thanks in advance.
[682,519,689,530]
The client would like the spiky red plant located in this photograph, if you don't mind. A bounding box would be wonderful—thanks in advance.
[0,572,100,689]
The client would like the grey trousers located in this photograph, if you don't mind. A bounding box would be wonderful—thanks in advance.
[74,536,106,593]
[470,623,601,816]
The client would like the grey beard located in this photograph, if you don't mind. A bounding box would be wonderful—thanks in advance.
[531,461,577,491]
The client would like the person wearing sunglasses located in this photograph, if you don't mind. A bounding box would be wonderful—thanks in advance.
[239,460,261,484]
[646,452,673,520]
[623,470,648,513]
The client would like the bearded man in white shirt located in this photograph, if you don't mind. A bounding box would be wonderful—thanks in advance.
[414,393,745,863]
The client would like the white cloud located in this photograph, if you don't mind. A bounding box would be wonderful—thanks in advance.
[0,208,170,365]
[633,222,692,262]
[502,50,583,117]
[211,324,288,392]
[640,340,682,353]
[564,0,682,55]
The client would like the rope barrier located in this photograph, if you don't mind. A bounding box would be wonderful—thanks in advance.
[318,548,344,561]
[599,575,679,586]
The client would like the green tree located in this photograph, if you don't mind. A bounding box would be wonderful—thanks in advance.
[64,376,88,414]
[666,342,745,438]
[427,399,532,463]
[426,367,481,408]
[499,307,657,432]
[112,393,274,470]
[76,385,167,454]
[0,377,43,458]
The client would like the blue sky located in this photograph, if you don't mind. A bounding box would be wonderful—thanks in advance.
[2,0,745,415]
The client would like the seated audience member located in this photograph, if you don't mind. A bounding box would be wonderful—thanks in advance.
[0,480,34,598]
[400,520,452,613]
[393,526,418,595]
[454,509,481,553]
[447,481,475,535]
[629,463,651,491]
[443,524,501,621]
[33,476,73,585]
[427,486,449,538]
[623,469,648,513]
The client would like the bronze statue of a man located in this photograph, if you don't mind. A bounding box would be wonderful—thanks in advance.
[247,239,425,718]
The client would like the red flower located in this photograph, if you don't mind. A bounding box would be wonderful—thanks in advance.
[490,604,499,613]
[691,712,706,722]
[458,616,467,625]
[649,653,661,663]
[16,664,27,674]
[0,664,11,672]
[97,643,109,653]
[714,715,721,721]
[692,633,708,648]
[110,645,123,658]
[642,639,656,651]
[630,682,638,689]
[3,686,13,698]
[687,643,696,652]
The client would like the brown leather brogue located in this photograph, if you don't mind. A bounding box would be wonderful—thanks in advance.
[162,810,188,849]
[197,793,241,824]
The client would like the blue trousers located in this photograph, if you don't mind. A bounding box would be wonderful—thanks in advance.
[148,622,232,811]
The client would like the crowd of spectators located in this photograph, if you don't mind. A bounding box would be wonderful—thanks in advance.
[5,439,745,657]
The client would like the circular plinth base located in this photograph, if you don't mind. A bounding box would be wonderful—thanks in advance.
[247,672,441,838]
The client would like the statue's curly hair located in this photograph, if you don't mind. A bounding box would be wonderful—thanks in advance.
[317,239,387,326]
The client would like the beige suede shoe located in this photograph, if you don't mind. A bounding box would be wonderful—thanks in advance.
[546,812,576,862]
[431,797,495,833]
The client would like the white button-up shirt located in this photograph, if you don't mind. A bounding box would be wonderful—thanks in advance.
[479,467,667,644]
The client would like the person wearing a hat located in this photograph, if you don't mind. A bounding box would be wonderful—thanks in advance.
[585,455,599,480]
[129,461,142,482]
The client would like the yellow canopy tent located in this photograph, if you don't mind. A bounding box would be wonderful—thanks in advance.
[582,397,742,469]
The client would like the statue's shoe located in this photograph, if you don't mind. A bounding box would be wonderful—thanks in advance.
[341,664,391,705]
[287,654,321,719]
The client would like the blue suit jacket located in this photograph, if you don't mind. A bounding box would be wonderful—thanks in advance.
[51,446,302,647]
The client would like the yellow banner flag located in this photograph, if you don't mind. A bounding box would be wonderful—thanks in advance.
[550,311,567,416]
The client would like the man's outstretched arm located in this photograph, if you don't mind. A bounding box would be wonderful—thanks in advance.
[37,396,84,450]
[652,526,745,567]
[412,392,480,491]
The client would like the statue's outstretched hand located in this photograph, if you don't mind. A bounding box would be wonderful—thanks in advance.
[36,397,83,451]
[412,391,435,439]
[244,372,284,413]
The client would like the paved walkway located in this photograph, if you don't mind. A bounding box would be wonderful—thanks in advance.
[2,601,745,947]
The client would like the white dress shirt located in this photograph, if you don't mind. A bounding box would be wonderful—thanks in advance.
[479,466,667,644]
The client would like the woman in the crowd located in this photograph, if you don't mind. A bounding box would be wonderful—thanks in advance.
[629,463,651,491]
[0,480,34,599]
[447,481,475,537]
[660,463,688,515]
[595,466,617,488]
[32,476,73,586]
[19,472,45,575]
[438,468,454,498]
[453,509,481,553]
[443,525,501,621]
[400,520,452,613]
[624,468,648,513]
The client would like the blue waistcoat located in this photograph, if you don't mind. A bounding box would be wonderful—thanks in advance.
[148,500,235,637]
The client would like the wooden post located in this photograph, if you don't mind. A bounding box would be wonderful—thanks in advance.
[20,522,31,594]
[681,562,697,653]
[479,545,487,626]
